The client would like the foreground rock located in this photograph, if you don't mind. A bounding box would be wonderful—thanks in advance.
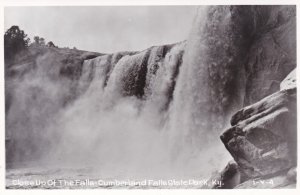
[219,69,297,188]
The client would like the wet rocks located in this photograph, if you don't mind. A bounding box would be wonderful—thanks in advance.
[243,5,296,105]
[211,161,241,189]
[220,69,297,188]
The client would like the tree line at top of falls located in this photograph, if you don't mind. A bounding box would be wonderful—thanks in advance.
[4,25,84,66]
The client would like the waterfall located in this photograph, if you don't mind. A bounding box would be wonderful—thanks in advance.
[167,6,251,158]
[6,6,261,180]
[41,41,190,179]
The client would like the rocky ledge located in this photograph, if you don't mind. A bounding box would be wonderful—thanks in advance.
[217,68,296,189]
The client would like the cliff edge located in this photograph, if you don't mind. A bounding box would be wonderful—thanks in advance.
[218,69,296,189]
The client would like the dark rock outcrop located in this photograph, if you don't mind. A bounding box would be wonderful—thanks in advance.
[243,6,296,105]
[220,68,297,188]
[211,161,241,189]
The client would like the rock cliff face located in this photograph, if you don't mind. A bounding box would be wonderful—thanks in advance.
[243,6,296,106]
[219,69,296,188]
[166,5,296,152]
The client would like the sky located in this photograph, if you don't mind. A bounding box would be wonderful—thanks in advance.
[4,6,197,53]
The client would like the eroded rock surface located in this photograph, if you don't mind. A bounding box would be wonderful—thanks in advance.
[220,69,297,188]
[243,6,296,105]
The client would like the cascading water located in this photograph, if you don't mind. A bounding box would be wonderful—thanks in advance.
[167,6,253,162]
[45,42,191,179]
[6,6,264,188]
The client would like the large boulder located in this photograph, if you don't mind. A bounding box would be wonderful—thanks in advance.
[220,69,296,187]
[210,161,242,189]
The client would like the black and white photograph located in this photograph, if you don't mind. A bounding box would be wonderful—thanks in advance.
[1,0,298,191]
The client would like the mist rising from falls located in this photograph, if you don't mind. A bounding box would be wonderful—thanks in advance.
[6,6,257,180]
[46,42,199,179]
[6,52,77,163]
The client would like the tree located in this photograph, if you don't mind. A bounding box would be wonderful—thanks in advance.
[47,41,56,47]
[33,36,40,45]
[39,37,45,46]
[4,25,30,62]
[33,36,46,46]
